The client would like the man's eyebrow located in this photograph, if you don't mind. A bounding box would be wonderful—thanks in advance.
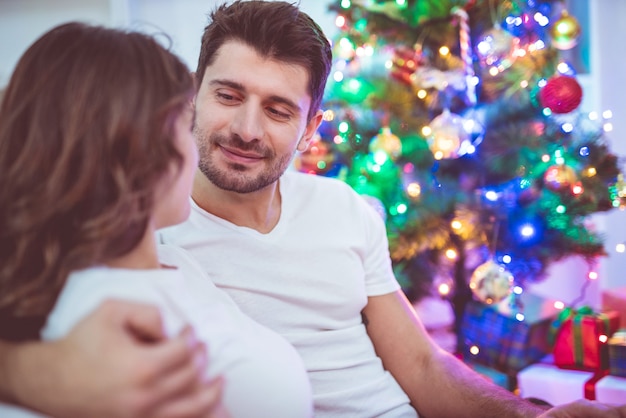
[209,78,302,113]
[209,79,244,90]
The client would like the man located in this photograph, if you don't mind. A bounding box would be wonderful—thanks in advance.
[158,1,624,417]
[2,2,626,417]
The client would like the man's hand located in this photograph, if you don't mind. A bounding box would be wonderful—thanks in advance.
[3,299,228,418]
[538,399,626,418]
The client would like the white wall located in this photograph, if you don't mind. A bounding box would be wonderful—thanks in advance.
[592,0,626,292]
[0,0,337,85]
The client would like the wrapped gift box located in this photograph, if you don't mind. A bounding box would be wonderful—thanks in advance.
[461,294,559,373]
[553,308,620,371]
[602,287,626,328]
[608,330,626,378]
[596,375,626,405]
[518,361,607,405]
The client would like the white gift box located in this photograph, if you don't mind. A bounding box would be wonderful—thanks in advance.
[596,375,626,405]
[517,363,594,406]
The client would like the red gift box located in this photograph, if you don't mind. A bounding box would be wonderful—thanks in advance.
[553,307,620,371]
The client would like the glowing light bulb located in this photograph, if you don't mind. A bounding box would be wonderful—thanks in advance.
[572,183,584,195]
[520,224,535,238]
[407,182,421,198]
[554,301,565,310]
[485,190,498,201]
[438,283,451,296]
[445,249,458,260]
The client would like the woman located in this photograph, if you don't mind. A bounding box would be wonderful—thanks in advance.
[0,22,312,418]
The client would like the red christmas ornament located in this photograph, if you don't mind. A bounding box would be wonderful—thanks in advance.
[539,75,583,114]
[390,45,423,86]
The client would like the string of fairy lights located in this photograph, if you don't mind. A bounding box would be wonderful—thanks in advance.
[296,0,625,317]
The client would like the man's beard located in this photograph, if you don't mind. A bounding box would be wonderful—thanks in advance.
[195,127,294,194]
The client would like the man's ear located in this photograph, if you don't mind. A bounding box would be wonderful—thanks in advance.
[297,109,324,152]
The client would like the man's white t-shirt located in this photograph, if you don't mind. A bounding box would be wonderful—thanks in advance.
[160,171,418,417]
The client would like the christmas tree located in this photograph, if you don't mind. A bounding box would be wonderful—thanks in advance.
[295,0,624,340]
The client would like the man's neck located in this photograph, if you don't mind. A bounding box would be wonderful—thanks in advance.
[191,170,281,234]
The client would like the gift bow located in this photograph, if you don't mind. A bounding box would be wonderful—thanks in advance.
[548,306,594,346]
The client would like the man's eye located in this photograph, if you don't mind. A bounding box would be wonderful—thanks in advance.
[216,92,237,102]
[267,107,290,120]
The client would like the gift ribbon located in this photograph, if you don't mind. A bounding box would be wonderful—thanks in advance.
[584,370,609,400]
[548,306,593,346]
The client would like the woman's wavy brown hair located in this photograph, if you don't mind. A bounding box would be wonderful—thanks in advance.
[0,22,194,340]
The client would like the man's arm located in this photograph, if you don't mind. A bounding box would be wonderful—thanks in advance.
[0,299,227,418]
[363,290,549,418]
[538,399,626,417]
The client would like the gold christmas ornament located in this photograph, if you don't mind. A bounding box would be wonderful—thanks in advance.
[426,109,468,160]
[369,127,403,160]
[469,260,514,304]
[550,10,581,50]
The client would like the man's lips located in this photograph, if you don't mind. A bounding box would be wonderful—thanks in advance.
[219,145,265,163]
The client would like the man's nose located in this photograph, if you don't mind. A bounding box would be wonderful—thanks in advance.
[231,101,264,142]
